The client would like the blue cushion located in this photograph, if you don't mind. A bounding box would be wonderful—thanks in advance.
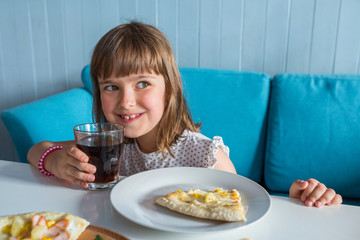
[265,73,360,199]
[1,88,93,163]
[180,68,271,182]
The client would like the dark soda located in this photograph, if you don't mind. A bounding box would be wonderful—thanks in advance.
[76,136,122,183]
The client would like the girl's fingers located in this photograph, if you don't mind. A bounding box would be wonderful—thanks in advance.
[66,174,89,189]
[289,180,308,198]
[74,179,89,189]
[71,160,96,174]
[50,146,94,189]
[65,165,95,182]
[314,188,336,207]
[63,147,96,174]
[300,178,320,203]
[305,182,327,206]
[63,145,97,186]
[326,194,343,206]
[65,166,95,188]
[66,145,88,163]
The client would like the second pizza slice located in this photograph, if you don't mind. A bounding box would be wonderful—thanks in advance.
[155,188,246,222]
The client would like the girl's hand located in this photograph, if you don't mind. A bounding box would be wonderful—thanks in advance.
[289,178,342,207]
[46,145,96,188]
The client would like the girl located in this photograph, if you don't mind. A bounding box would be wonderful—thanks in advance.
[28,21,342,208]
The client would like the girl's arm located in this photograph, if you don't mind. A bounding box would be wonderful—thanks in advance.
[289,178,342,207]
[213,149,237,174]
[27,141,96,188]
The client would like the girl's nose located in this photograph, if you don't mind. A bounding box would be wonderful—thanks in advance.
[119,88,136,109]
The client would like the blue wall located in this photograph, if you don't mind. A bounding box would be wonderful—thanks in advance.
[1,0,360,161]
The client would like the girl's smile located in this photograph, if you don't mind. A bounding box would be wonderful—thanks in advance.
[118,113,143,122]
[99,72,166,152]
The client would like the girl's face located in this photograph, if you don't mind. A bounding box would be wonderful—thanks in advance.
[99,72,166,152]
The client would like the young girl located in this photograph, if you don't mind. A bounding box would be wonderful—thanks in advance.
[27,21,342,208]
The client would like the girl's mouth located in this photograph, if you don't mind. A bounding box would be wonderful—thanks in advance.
[118,113,142,121]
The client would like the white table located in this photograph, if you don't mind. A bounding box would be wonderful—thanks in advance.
[0,160,359,240]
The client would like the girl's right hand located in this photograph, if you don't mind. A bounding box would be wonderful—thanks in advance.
[46,145,97,188]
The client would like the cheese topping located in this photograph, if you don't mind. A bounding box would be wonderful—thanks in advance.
[167,188,244,210]
[155,188,247,222]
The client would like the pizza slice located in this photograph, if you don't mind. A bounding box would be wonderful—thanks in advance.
[0,211,90,240]
[155,188,247,222]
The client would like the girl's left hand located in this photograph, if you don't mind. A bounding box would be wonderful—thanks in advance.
[289,178,342,207]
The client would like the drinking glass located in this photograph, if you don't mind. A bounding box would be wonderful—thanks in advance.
[73,123,124,190]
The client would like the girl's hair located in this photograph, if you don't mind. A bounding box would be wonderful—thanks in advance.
[90,21,200,156]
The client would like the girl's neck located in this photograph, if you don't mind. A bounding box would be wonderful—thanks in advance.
[135,129,158,153]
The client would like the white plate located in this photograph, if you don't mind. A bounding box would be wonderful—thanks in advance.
[110,167,271,233]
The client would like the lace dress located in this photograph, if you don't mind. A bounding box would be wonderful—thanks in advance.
[120,130,229,176]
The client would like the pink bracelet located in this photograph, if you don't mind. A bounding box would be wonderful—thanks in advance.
[38,145,64,176]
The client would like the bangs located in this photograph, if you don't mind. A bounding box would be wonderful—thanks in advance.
[92,25,166,81]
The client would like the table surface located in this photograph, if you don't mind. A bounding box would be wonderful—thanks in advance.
[0,160,359,240]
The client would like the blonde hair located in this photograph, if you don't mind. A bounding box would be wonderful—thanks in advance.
[90,21,199,156]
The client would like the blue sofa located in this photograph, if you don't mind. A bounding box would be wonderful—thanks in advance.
[2,65,360,205]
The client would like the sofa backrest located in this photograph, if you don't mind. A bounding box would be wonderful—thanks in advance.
[180,68,271,182]
[1,88,93,163]
[82,65,271,182]
[265,73,360,199]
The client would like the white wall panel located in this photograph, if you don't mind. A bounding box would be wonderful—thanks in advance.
[1,0,360,161]
[47,0,68,93]
[158,0,179,61]
[13,1,35,103]
[309,0,340,74]
[82,0,102,64]
[286,0,315,73]
[263,0,290,75]
[119,0,137,23]
[220,0,244,70]
[334,0,360,73]
[29,0,53,99]
[241,0,267,72]
[0,0,10,110]
[100,0,120,35]
[199,0,221,68]
[178,0,200,67]
[63,0,84,89]
[138,0,158,26]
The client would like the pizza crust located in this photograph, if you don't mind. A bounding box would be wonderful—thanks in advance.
[155,189,246,222]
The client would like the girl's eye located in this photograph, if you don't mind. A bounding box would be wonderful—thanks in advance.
[104,85,119,91]
[136,81,150,89]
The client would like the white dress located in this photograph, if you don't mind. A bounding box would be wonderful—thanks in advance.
[120,130,230,176]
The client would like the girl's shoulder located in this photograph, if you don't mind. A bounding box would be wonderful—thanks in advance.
[177,130,210,145]
[176,130,229,156]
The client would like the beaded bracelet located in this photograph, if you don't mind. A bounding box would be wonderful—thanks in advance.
[38,145,64,176]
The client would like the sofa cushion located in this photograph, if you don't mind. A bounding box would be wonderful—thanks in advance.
[1,88,93,163]
[265,73,360,199]
[180,68,271,182]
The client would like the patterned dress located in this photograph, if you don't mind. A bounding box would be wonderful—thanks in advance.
[120,130,229,176]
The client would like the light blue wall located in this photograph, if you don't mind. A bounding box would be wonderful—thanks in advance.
[1,0,360,161]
